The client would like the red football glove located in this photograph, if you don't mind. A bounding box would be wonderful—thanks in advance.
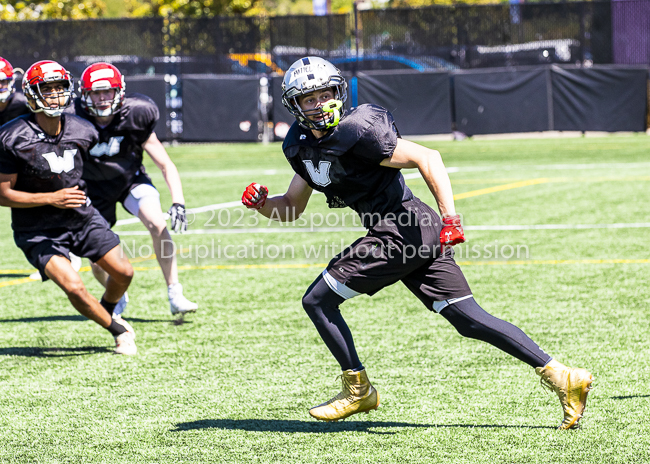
[440,214,465,246]
[242,183,268,209]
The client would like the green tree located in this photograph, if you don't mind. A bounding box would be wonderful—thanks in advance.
[0,0,106,20]
[126,0,260,17]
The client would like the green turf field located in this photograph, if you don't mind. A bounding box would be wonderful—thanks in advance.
[1,135,649,463]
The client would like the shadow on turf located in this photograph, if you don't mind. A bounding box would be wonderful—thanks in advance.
[0,346,112,357]
[0,273,31,278]
[172,419,553,434]
[611,394,650,400]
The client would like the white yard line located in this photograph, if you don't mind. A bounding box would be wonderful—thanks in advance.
[114,223,650,236]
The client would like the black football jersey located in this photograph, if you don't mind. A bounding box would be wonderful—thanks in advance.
[0,113,99,231]
[0,92,30,127]
[73,93,159,203]
[282,104,413,224]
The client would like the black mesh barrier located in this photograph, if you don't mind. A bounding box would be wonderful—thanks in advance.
[551,65,648,132]
[174,16,264,74]
[359,2,613,70]
[453,67,551,135]
[270,14,352,69]
[356,70,452,135]
[612,0,650,65]
[271,74,296,139]
[0,18,165,76]
[181,75,260,142]
[124,76,168,141]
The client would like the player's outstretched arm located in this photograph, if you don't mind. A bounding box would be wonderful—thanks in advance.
[0,173,86,209]
[142,132,185,206]
[242,174,312,222]
[381,139,464,246]
[381,139,456,216]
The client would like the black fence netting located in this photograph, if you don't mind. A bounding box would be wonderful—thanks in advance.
[269,14,352,70]
[0,17,164,76]
[174,16,264,74]
[358,2,613,70]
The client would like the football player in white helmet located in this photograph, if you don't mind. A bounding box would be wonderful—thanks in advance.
[242,56,593,428]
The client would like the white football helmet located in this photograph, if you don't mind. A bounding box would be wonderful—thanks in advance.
[281,57,347,131]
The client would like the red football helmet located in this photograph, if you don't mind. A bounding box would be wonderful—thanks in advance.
[79,62,125,117]
[0,57,16,103]
[22,60,73,117]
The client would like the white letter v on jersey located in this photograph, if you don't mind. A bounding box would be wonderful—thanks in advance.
[303,160,332,187]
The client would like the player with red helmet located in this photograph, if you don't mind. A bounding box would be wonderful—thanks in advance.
[0,61,137,355]
[75,62,197,317]
[0,57,30,126]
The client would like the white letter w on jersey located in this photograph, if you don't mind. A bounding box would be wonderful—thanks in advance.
[90,136,124,157]
[302,160,332,187]
[42,150,76,174]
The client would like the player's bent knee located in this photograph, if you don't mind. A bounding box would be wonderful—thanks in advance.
[63,279,89,302]
[116,264,134,285]
[145,218,167,236]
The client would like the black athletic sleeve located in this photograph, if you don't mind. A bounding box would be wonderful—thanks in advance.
[0,138,17,174]
[351,105,399,164]
[135,99,159,138]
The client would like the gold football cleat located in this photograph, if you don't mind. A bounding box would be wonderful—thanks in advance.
[309,369,380,422]
[536,363,593,429]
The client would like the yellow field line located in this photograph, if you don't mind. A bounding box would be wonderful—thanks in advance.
[453,178,550,200]
[3,257,650,289]
[0,277,39,288]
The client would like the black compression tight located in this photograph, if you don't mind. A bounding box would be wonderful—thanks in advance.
[440,297,552,368]
[302,276,550,370]
[302,275,362,371]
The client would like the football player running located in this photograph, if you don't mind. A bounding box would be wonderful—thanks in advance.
[242,57,593,429]
[74,62,197,317]
[0,61,136,355]
[0,57,30,126]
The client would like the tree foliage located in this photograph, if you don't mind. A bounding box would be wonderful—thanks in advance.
[0,0,105,20]
[126,0,259,17]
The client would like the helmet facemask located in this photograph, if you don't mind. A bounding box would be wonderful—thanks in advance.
[81,86,123,117]
[288,86,345,131]
[0,77,15,103]
[25,79,73,117]
[282,57,348,131]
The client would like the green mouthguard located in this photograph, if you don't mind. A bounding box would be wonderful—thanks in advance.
[322,99,343,128]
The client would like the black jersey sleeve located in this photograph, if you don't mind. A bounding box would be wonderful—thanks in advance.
[350,104,399,164]
[0,141,17,174]
[0,122,19,174]
[125,93,159,138]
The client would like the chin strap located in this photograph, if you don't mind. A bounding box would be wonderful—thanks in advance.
[322,99,343,129]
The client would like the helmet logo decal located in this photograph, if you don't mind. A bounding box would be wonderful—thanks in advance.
[90,68,115,81]
[39,62,65,79]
